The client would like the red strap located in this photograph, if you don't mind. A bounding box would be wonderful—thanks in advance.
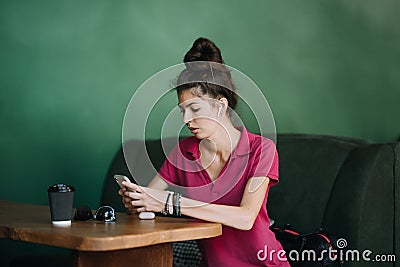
[284,229,301,236]
[272,227,301,236]
[316,233,331,243]
[317,233,337,259]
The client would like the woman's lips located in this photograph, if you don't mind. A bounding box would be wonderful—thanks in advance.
[189,127,199,134]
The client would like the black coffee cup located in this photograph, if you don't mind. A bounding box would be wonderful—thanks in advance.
[48,184,75,226]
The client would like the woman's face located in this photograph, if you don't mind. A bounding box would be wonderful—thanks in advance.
[178,89,221,139]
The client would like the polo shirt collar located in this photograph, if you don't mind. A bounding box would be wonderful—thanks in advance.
[232,126,251,158]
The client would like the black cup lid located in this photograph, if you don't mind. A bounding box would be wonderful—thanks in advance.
[48,183,75,192]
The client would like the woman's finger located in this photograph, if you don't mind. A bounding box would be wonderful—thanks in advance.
[123,197,132,204]
[122,197,131,208]
[118,188,125,196]
[122,181,142,193]
[124,191,142,199]
[131,199,143,207]
[136,207,146,213]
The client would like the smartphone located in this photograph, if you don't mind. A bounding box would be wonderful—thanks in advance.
[114,174,155,220]
[114,174,132,189]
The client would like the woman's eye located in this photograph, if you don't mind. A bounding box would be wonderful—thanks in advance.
[191,108,200,113]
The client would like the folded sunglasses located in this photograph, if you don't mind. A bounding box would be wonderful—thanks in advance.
[74,205,116,222]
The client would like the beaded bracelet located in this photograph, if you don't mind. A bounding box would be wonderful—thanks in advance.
[173,192,182,217]
[162,191,173,215]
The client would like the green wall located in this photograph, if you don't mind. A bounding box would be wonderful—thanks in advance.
[0,0,399,265]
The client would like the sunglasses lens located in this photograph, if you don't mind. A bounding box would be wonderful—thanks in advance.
[95,206,116,222]
[74,206,93,221]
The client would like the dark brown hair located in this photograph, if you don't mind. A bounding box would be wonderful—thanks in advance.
[176,38,237,111]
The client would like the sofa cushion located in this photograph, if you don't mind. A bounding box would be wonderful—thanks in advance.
[268,134,369,233]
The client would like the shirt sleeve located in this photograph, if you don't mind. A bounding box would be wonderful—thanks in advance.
[248,137,279,186]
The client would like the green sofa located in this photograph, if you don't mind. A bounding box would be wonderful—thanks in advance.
[101,133,399,267]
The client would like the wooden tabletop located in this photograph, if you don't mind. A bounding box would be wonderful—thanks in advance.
[0,200,222,252]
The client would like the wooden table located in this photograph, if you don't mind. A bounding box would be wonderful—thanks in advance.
[0,200,222,267]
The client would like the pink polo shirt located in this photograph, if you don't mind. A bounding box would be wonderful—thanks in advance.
[158,127,289,267]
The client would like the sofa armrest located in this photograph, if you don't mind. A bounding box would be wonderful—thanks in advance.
[392,142,400,267]
[323,144,395,260]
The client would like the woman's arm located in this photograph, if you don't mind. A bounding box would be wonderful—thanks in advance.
[147,175,169,190]
[119,176,270,231]
[181,176,270,230]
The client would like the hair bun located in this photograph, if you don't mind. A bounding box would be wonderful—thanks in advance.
[184,37,223,64]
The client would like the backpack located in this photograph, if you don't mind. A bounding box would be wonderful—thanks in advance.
[271,224,345,267]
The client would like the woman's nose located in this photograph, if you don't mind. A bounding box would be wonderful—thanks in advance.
[182,111,193,124]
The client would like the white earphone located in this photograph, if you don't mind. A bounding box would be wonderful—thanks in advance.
[217,105,223,117]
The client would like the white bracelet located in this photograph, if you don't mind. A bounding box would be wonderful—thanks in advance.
[167,191,174,215]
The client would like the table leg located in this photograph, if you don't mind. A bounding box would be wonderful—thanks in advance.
[72,243,173,267]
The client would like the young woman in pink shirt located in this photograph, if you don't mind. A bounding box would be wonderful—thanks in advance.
[119,37,289,267]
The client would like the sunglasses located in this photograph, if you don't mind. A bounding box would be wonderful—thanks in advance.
[74,205,116,222]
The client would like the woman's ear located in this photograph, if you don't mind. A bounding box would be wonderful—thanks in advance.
[218,97,228,106]
[217,98,228,117]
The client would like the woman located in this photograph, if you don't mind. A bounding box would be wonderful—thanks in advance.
[119,37,289,266]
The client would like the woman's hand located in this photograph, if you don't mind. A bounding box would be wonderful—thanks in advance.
[118,181,168,213]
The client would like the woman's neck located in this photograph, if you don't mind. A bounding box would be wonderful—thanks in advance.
[199,122,241,161]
